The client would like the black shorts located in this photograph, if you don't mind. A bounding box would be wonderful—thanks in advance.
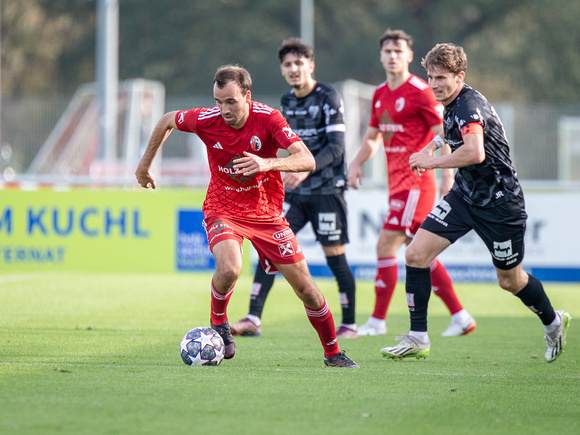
[284,191,349,246]
[420,189,528,270]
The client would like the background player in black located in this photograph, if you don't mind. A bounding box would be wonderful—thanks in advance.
[231,38,358,339]
[381,43,571,362]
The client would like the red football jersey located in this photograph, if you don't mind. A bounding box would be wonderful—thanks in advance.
[369,75,443,196]
[175,101,302,220]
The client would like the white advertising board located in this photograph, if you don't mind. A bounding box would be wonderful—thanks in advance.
[295,189,580,282]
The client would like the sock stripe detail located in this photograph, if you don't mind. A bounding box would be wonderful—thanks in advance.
[377,257,397,268]
[305,300,329,318]
[211,282,234,300]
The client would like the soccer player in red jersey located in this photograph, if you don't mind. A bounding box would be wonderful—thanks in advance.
[136,65,358,367]
[348,29,475,337]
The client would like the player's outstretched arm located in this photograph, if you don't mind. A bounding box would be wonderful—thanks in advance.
[136,111,178,189]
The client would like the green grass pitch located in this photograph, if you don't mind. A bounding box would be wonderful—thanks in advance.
[0,271,578,434]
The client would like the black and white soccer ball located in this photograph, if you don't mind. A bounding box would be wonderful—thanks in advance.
[180,327,225,366]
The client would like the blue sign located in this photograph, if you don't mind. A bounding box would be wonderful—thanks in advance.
[176,210,215,271]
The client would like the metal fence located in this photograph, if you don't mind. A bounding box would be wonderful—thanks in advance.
[2,82,580,189]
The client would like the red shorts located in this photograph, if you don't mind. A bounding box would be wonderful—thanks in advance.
[382,187,437,238]
[203,213,305,274]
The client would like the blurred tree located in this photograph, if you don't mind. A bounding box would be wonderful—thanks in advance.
[2,0,580,102]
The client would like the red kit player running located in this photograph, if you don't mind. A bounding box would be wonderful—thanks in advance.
[136,65,358,368]
[348,29,476,337]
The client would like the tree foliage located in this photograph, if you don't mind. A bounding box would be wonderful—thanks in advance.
[2,0,579,102]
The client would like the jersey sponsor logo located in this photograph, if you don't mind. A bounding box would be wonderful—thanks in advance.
[384,146,407,153]
[250,136,262,152]
[378,123,405,133]
[217,165,239,175]
[272,227,294,242]
[177,112,185,124]
[389,199,405,212]
[278,241,295,257]
[219,153,254,184]
[282,126,298,140]
[395,97,405,112]
[213,142,223,149]
[294,128,318,138]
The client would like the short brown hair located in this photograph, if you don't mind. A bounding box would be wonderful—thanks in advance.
[214,65,252,94]
[277,38,314,63]
[378,29,414,49]
[421,43,467,75]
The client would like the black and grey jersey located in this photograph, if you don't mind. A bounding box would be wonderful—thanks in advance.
[281,82,347,195]
[444,85,522,208]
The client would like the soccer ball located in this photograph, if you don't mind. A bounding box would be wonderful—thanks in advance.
[180,327,225,366]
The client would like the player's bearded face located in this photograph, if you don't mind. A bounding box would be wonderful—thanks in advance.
[427,67,464,105]
[214,81,251,129]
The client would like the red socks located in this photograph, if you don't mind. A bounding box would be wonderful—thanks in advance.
[305,299,340,357]
[210,280,234,325]
[371,257,398,320]
[430,259,463,315]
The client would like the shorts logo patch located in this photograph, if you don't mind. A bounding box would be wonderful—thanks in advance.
[278,241,295,257]
[430,200,451,220]
[493,240,513,258]
[389,199,405,212]
[388,216,399,225]
[318,213,337,231]
[272,228,294,242]
[209,220,229,233]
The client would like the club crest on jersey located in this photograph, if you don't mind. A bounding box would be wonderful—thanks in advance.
[308,105,320,118]
[250,136,262,152]
[395,97,405,112]
[282,127,298,140]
